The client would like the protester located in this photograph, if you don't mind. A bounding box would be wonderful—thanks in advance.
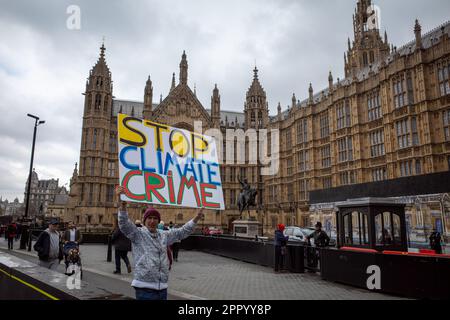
[429,229,443,254]
[6,221,17,250]
[274,224,289,273]
[33,219,63,270]
[116,186,204,300]
[111,222,132,274]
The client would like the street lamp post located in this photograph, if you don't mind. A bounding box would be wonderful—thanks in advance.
[20,114,45,250]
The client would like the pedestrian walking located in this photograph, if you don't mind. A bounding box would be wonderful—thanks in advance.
[429,229,443,254]
[111,223,132,274]
[116,186,204,300]
[6,221,17,250]
[33,219,63,270]
[274,224,289,273]
[15,223,22,241]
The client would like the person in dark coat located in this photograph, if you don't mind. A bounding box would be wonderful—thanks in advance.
[6,222,17,250]
[274,224,289,273]
[33,219,63,270]
[306,222,330,271]
[307,222,330,248]
[429,229,443,254]
[111,224,132,274]
[15,223,22,241]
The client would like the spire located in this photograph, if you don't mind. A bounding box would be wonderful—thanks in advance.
[194,83,197,97]
[384,30,388,44]
[91,42,110,77]
[292,93,296,109]
[144,76,153,119]
[179,50,188,85]
[211,83,221,127]
[100,42,105,60]
[160,94,163,103]
[277,102,282,121]
[415,19,423,50]
[253,66,259,80]
[70,162,78,186]
[171,72,176,92]
[328,71,333,91]
[308,83,314,104]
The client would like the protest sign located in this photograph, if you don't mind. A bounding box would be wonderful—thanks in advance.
[117,114,225,210]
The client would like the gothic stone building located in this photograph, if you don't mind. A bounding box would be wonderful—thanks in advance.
[66,0,450,239]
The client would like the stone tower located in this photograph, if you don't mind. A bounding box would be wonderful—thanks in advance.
[244,67,269,130]
[77,43,113,226]
[345,0,390,77]
[243,66,269,208]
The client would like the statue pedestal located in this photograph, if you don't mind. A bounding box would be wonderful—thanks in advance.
[232,220,261,238]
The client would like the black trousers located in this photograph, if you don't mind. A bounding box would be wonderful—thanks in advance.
[172,242,180,260]
[274,246,285,271]
[7,237,14,249]
[115,249,130,272]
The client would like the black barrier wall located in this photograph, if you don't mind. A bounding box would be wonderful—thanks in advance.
[320,249,450,299]
[181,236,305,273]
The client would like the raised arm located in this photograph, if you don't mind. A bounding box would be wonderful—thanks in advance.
[166,208,204,246]
[116,186,139,242]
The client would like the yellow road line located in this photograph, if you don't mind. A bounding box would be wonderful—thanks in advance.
[0,267,59,300]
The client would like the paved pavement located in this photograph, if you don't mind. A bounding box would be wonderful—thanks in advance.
[0,237,406,300]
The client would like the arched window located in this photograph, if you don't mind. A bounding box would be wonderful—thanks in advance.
[103,96,108,111]
[370,51,375,63]
[87,94,92,112]
[95,94,101,110]
[363,52,369,66]
[93,129,98,149]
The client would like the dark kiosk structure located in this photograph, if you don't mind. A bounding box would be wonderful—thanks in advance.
[335,198,408,252]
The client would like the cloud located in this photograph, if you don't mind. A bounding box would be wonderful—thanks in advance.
[1,0,449,201]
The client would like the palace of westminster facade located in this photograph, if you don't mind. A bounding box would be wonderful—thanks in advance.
[65,0,450,239]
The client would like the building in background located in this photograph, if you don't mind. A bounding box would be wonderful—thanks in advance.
[66,0,450,241]
[0,197,24,220]
[24,169,67,221]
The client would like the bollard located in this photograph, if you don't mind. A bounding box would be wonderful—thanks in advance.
[27,229,33,251]
[107,235,112,262]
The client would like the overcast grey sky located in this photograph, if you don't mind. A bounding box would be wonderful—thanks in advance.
[0,0,449,202]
